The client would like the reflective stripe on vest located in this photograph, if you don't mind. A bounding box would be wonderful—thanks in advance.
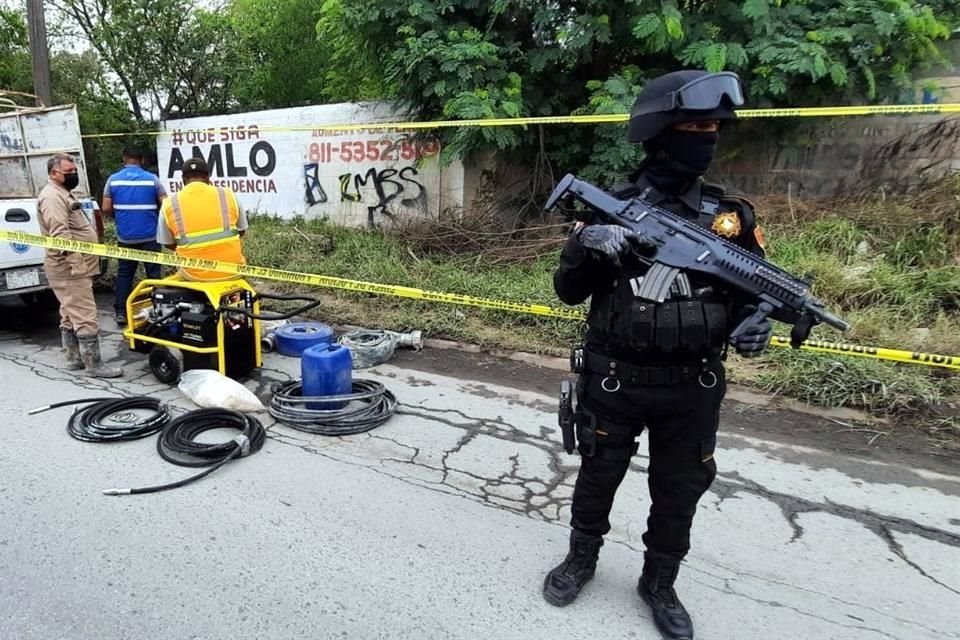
[169,188,238,247]
[114,204,159,211]
[109,167,160,241]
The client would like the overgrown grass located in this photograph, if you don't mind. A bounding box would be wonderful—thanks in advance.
[239,181,959,432]
[750,348,958,416]
[242,215,584,353]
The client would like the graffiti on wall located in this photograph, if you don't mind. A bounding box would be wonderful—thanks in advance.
[303,163,329,205]
[301,133,438,226]
[0,131,23,153]
[306,137,439,165]
[157,104,462,225]
[338,167,426,225]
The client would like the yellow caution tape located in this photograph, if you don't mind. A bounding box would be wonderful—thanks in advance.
[2,230,957,371]
[0,231,584,320]
[769,337,959,370]
[81,103,960,139]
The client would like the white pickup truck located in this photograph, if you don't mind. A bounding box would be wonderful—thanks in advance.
[0,104,105,310]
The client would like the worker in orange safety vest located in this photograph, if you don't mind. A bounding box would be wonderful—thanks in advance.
[156,156,248,281]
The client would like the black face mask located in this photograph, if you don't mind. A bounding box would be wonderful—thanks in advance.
[642,129,719,194]
[663,129,719,175]
[62,172,80,190]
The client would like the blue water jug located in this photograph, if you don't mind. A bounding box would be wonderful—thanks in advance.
[301,343,353,410]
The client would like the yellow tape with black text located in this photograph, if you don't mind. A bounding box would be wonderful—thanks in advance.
[81,103,960,138]
[1,230,957,371]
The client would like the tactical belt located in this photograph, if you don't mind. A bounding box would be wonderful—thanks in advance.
[581,349,705,386]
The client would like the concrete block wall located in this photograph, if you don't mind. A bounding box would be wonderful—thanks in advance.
[157,102,476,227]
[712,115,960,197]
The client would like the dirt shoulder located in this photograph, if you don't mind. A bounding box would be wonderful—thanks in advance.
[390,342,960,477]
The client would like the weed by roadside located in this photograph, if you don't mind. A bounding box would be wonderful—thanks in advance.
[238,181,958,432]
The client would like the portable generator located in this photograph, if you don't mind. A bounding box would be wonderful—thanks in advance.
[123,277,262,384]
[123,275,323,384]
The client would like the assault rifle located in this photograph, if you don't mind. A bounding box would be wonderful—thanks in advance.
[545,173,850,347]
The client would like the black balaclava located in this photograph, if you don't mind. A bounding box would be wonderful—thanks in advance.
[640,128,720,195]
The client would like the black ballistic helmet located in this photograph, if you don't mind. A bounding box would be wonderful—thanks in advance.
[628,70,745,143]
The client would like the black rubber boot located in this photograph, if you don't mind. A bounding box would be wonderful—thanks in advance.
[637,551,694,639]
[542,529,603,606]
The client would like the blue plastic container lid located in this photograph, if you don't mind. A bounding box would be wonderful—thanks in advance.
[273,322,335,357]
[302,342,349,359]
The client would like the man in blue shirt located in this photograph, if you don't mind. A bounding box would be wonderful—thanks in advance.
[101,147,167,325]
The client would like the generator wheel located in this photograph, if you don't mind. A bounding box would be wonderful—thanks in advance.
[149,346,182,384]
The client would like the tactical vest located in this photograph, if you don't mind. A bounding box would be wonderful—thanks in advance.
[585,181,733,359]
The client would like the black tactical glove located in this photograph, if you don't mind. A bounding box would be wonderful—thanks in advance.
[576,224,650,267]
[730,316,772,358]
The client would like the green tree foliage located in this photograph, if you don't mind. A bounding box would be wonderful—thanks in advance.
[49,49,148,195]
[0,8,32,97]
[0,6,149,193]
[314,0,390,103]
[51,0,377,121]
[53,0,246,122]
[331,0,960,184]
[228,0,328,108]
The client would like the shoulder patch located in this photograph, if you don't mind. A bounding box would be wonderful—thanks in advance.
[753,224,766,250]
[717,194,759,233]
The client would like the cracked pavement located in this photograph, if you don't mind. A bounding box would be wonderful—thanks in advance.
[1,303,958,640]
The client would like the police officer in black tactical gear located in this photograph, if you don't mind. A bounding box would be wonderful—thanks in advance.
[542,70,773,640]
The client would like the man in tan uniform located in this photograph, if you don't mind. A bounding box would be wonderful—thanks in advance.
[37,154,122,378]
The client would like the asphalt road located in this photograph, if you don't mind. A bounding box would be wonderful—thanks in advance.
[0,301,958,640]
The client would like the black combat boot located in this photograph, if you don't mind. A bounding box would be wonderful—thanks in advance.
[542,529,603,606]
[637,551,694,639]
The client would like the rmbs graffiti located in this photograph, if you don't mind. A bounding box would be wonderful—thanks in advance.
[339,166,426,225]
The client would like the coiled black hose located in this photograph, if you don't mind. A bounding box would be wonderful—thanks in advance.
[29,397,170,442]
[103,408,266,496]
[268,379,397,436]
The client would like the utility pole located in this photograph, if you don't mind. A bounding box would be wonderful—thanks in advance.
[26,0,52,107]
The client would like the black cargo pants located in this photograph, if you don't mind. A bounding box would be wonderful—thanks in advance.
[569,357,725,560]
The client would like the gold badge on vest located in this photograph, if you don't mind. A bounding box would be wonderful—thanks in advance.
[711,211,742,238]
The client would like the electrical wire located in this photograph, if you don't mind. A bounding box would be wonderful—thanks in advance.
[268,379,397,436]
[223,292,324,321]
[29,396,170,442]
[102,408,266,496]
